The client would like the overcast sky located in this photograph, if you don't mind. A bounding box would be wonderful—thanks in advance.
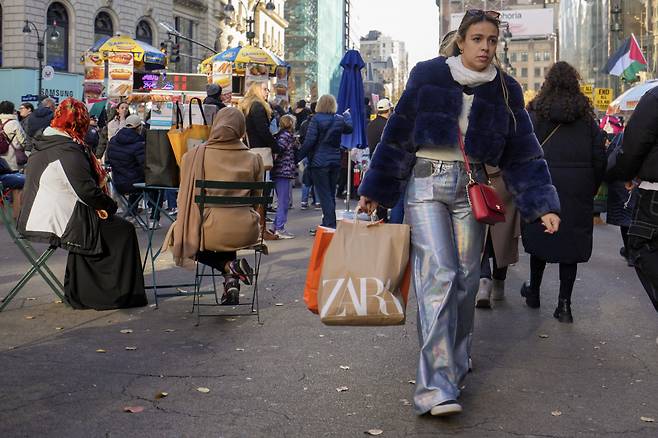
[352,0,440,68]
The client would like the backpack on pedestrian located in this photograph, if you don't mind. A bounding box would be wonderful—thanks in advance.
[0,119,17,155]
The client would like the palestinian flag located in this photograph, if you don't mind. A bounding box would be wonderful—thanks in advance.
[604,34,647,82]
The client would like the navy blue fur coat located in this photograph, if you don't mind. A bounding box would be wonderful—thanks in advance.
[358,56,560,222]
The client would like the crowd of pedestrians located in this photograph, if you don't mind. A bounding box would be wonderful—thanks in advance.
[2,9,658,421]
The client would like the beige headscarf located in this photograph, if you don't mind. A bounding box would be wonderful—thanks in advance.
[163,107,249,265]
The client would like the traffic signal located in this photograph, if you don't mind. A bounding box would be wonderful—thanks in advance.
[170,43,181,63]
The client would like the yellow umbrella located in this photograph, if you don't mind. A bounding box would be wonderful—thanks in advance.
[87,34,166,67]
[199,45,287,74]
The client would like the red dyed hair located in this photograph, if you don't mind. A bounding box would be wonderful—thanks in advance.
[50,97,91,145]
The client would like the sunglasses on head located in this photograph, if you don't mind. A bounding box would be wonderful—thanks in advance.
[465,9,501,20]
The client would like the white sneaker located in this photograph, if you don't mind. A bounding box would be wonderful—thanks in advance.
[147,219,161,230]
[430,401,463,416]
[475,278,493,309]
[492,279,505,300]
[275,230,295,239]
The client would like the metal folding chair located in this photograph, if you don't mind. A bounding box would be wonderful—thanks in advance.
[0,183,66,312]
[191,180,273,325]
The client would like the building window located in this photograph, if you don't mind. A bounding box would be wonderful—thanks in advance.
[136,20,153,46]
[174,16,194,73]
[521,68,528,78]
[94,11,114,43]
[521,52,528,62]
[544,51,551,61]
[510,52,517,62]
[534,82,541,91]
[534,67,541,77]
[47,2,69,72]
[534,52,542,62]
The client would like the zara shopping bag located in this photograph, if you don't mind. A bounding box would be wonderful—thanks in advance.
[318,220,411,326]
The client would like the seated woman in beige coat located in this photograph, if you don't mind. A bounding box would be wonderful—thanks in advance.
[166,107,264,305]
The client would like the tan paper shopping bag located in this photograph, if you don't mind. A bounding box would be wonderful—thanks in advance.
[318,220,411,326]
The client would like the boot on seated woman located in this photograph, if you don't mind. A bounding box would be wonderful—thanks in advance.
[165,107,264,305]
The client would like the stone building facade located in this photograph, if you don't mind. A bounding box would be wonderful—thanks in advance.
[0,0,286,104]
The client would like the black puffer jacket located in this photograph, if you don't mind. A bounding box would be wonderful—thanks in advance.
[106,127,145,194]
[522,103,607,263]
[17,129,117,255]
[613,87,658,182]
[245,101,277,151]
[203,95,226,110]
[25,106,54,137]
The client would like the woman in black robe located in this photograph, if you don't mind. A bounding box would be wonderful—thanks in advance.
[17,98,147,310]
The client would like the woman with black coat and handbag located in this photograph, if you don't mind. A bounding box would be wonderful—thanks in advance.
[239,82,278,239]
[522,62,607,323]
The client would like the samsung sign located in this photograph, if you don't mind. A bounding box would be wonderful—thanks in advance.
[450,9,555,37]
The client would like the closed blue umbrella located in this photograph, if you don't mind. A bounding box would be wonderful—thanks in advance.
[336,50,368,150]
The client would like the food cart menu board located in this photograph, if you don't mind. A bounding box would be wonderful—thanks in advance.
[108,53,134,97]
[133,73,209,93]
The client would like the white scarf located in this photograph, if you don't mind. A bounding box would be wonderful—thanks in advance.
[446,55,497,87]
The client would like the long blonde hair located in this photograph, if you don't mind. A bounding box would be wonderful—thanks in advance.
[316,94,337,114]
[239,83,272,118]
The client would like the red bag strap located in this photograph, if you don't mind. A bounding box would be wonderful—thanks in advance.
[457,127,475,184]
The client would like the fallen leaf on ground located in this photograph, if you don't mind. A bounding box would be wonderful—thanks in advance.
[408,380,416,384]
[365,430,383,436]
[155,392,169,399]
[539,334,550,339]
[24,316,35,320]
[26,297,36,301]
[551,410,562,416]
[120,329,133,334]
[400,399,411,406]
[235,348,245,352]
[55,327,63,330]
[336,386,349,392]
[339,365,350,370]
[640,416,655,422]
[125,346,137,351]
[164,329,175,332]
[96,349,107,353]
[123,406,144,413]
[196,387,210,393]
[54,300,63,304]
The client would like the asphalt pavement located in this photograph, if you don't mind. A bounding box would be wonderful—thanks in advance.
[1,191,657,438]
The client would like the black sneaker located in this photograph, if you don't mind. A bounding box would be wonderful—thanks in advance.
[221,279,240,305]
[309,228,317,236]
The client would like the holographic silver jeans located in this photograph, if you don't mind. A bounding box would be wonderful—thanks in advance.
[405,159,486,414]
